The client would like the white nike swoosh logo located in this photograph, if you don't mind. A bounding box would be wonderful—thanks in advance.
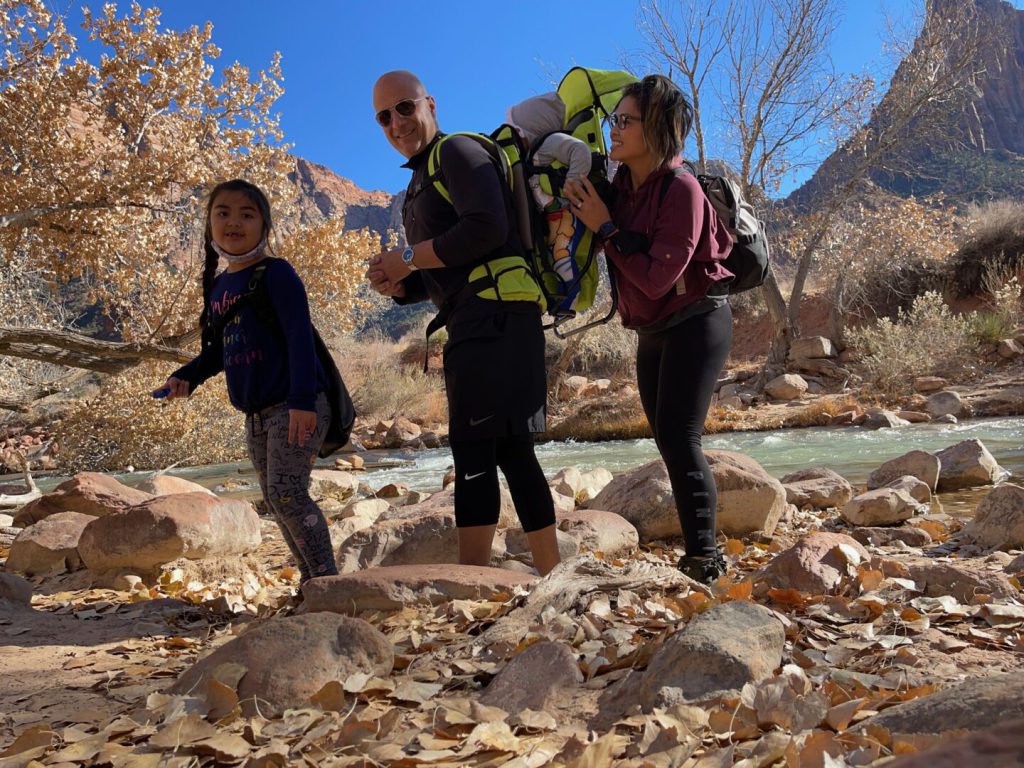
[469,414,494,426]
[464,471,486,481]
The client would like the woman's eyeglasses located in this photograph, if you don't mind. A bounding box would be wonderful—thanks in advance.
[606,113,642,130]
[375,97,428,127]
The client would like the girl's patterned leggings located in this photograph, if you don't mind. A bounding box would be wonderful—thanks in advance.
[245,392,338,583]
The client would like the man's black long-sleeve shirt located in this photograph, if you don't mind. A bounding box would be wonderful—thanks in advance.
[398,132,525,310]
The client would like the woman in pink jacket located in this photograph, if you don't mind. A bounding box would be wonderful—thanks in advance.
[567,75,734,584]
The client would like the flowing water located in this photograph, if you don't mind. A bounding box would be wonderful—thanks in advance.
[28,416,1022,517]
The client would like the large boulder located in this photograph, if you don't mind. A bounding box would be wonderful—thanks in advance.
[557,510,639,558]
[841,488,922,527]
[964,484,1024,550]
[334,489,509,572]
[881,555,1019,603]
[578,468,614,503]
[136,475,215,497]
[597,601,784,723]
[862,410,910,430]
[586,454,786,539]
[170,613,393,718]
[764,374,808,401]
[925,390,963,418]
[781,467,854,509]
[14,472,152,526]
[867,450,941,491]
[761,532,870,594]
[301,565,537,614]
[708,452,788,536]
[479,641,582,715]
[5,511,94,576]
[550,467,584,499]
[884,475,932,504]
[78,493,261,580]
[789,336,837,360]
[859,673,1023,739]
[934,440,1004,491]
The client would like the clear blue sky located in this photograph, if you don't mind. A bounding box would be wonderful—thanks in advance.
[52,0,1014,196]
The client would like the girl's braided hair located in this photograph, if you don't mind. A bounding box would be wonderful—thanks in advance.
[620,75,694,169]
[199,179,273,329]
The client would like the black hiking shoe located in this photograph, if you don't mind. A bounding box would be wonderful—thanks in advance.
[677,552,727,585]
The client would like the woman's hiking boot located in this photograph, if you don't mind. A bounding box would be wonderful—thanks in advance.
[677,551,727,585]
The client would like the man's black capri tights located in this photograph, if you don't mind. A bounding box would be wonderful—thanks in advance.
[449,434,555,532]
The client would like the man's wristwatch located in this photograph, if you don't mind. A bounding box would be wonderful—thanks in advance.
[401,246,417,271]
[597,220,619,242]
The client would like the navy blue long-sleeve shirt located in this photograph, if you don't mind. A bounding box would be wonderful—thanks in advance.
[174,258,326,413]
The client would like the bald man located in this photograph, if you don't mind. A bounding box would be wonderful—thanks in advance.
[367,71,560,576]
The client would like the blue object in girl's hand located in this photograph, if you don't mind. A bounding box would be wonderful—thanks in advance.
[152,387,171,399]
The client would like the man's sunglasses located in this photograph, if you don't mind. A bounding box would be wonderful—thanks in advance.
[606,112,642,130]
[375,97,428,127]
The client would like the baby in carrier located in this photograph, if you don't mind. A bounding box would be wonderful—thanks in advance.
[507,93,593,316]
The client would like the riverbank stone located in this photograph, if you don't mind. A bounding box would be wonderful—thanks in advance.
[0,572,33,605]
[867,450,940,491]
[934,439,1004,491]
[925,390,963,418]
[880,719,1024,768]
[789,336,836,360]
[480,641,582,715]
[850,526,932,548]
[170,613,393,718]
[6,511,93,576]
[862,409,910,430]
[136,475,215,496]
[883,475,932,504]
[761,532,870,594]
[557,509,639,557]
[781,467,854,509]
[858,673,1023,739]
[301,564,538,614]
[13,472,152,526]
[765,374,808,401]
[964,483,1024,550]
[880,555,1018,602]
[78,493,261,582]
[841,488,922,526]
[597,601,784,724]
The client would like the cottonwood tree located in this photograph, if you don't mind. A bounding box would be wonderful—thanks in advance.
[637,0,988,364]
[0,2,376,409]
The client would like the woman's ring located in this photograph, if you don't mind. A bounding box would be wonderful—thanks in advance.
[574,201,582,209]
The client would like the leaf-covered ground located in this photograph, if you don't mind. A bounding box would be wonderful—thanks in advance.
[1,513,1022,767]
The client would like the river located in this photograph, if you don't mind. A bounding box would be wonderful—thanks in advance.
[38,416,1022,517]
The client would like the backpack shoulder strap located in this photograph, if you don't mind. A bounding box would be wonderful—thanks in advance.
[657,166,688,206]
[428,132,511,205]
[208,259,278,336]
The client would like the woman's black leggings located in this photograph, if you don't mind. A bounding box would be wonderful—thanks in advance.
[449,433,555,532]
[635,303,732,557]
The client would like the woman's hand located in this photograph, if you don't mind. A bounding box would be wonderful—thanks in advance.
[288,409,318,447]
[156,377,190,400]
[564,177,612,233]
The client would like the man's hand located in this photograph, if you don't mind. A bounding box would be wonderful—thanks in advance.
[367,249,410,297]
[288,409,318,447]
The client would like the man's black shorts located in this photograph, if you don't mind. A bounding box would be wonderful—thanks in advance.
[443,302,546,441]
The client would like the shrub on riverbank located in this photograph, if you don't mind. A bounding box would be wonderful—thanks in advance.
[849,291,971,395]
[57,361,244,472]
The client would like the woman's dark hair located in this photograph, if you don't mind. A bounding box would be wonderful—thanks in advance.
[199,179,272,329]
[619,75,694,169]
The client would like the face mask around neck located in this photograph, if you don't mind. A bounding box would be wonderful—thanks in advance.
[212,236,267,265]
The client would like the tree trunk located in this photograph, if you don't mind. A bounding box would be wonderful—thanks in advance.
[0,326,192,375]
[761,266,791,367]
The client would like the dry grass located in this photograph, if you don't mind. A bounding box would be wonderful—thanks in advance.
[951,199,1024,297]
[780,394,859,428]
[334,334,446,425]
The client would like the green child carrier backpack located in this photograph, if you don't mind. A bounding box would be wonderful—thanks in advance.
[425,66,638,337]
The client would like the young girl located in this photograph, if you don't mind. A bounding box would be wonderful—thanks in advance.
[157,179,338,584]
[566,76,735,584]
